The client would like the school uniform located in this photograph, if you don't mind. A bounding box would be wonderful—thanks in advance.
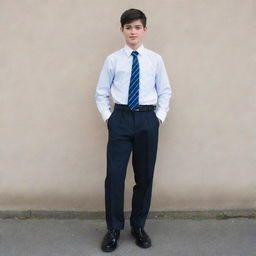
[95,43,172,230]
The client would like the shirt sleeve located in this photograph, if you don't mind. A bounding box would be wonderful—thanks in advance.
[95,56,114,122]
[155,56,172,123]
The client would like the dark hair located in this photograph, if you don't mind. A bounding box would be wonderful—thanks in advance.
[120,8,147,28]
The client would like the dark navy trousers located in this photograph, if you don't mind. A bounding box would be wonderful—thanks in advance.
[105,104,159,230]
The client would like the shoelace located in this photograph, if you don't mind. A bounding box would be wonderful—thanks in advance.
[107,230,119,239]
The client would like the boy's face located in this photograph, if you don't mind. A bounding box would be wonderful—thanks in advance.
[120,19,147,49]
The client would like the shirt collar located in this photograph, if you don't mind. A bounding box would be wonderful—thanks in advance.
[124,44,145,57]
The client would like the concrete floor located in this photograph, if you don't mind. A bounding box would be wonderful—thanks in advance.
[0,218,255,256]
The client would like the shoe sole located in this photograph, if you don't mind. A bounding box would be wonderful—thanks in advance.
[101,245,117,253]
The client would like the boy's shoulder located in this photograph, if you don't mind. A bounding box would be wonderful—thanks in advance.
[143,47,163,60]
[142,49,165,71]
[106,48,124,59]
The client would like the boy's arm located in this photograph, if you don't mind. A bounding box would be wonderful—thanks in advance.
[95,56,114,122]
[155,56,172,123]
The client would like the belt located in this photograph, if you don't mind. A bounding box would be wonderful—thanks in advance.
[114,104,156,112]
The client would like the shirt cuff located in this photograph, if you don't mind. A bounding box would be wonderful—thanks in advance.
[155,109,167,123]
[102,111,112,122]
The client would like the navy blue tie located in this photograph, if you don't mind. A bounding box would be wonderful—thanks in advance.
[128,51,140,110]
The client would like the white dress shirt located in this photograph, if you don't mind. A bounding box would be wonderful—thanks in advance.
[95,44,172,123]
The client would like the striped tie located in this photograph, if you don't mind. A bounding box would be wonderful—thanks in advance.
[128,51,140,110]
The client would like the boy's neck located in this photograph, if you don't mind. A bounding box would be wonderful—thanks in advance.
[127,42,142,50]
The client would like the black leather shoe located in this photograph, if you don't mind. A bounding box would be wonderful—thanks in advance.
[131,226,152,248]
[101,229,120,252]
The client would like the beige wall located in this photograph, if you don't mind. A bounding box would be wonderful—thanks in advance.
[1,0,255,211]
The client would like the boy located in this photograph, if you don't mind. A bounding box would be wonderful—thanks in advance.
[95,8,172,252]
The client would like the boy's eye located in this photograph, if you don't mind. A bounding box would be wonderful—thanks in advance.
[125,26,142,30]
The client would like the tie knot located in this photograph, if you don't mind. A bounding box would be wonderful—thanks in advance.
[131,51,139,57]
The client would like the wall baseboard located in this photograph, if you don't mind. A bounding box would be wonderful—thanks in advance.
[0,209,256,220]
